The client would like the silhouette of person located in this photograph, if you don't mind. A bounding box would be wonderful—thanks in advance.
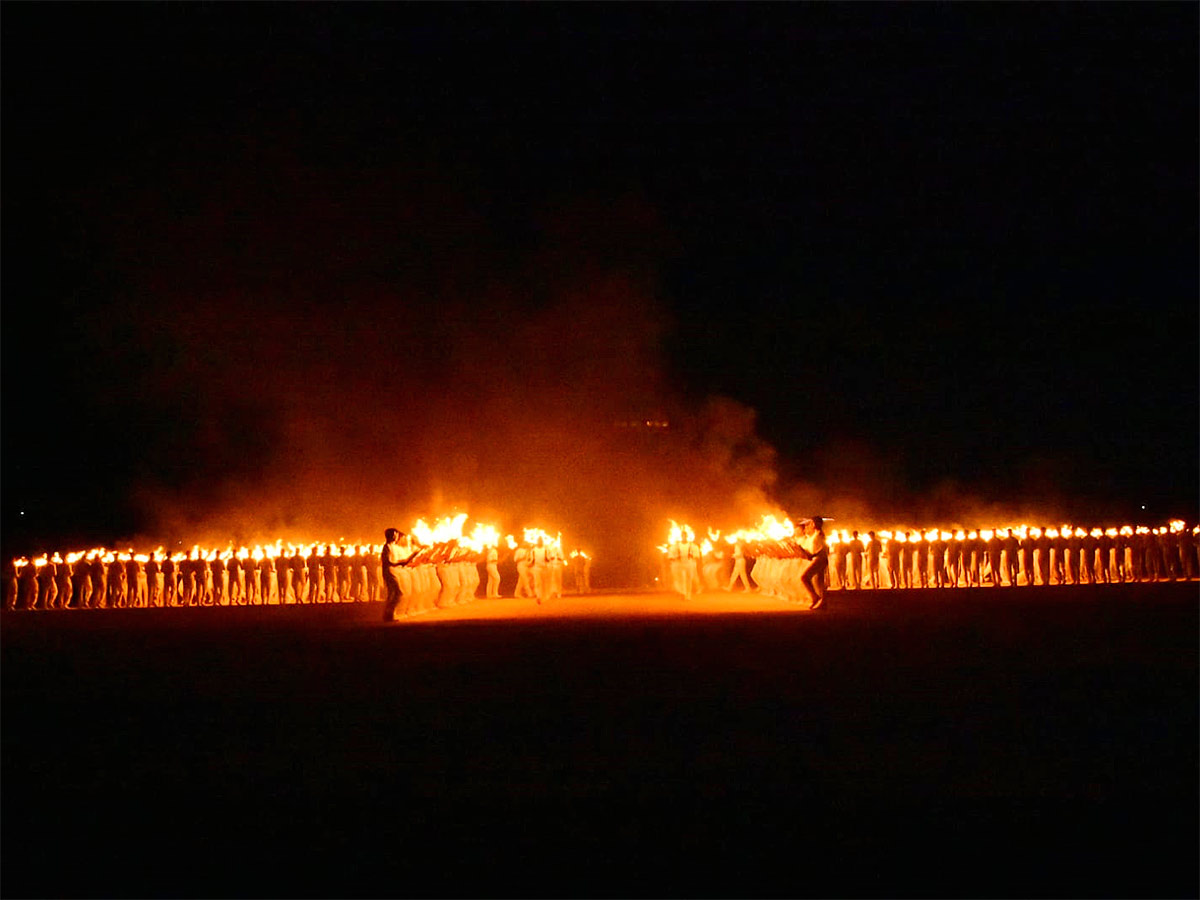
[5,558,21,610]
[1001,529,1019,586]
[514,542,535,599]
[797,517,829,609]
[146,552,163,607]
[965,531,983,587]
[92,553,110,608]
[985,531,1003,586]
[548,540,565,600]
[910,531,928,589]
[55,553,73,609]
[109,553,128,608]
[1179,526,1198,580]
[18,558,38,610]
[131,553,150,607]
[847,531,864,590]
[381,529,409,622]
[885,534,903,589]
[668,529,701,599]
[930,532,948,589]
[947,532,966,587]
[365,546,382,603]
[485,544,501,598]
[321,545,338,602]
[290,546,308,604]
[727,541,752,591]
[865,532,882,588]
[1018,530,1036,586]
[36,557,56,610]
[832,535,849,590]
[206,551,223,606]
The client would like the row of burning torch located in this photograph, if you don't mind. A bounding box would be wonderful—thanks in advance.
[659,515,1199,584]
[4,514,589,611]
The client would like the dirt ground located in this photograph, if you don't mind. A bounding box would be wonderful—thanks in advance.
[3,583,1196,898]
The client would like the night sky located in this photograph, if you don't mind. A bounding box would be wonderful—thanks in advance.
[3,3,1196,558]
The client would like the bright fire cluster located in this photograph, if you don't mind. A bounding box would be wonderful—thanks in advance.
[6,513,590,612]
[663,516,1195,550]
[658,515,1199,590]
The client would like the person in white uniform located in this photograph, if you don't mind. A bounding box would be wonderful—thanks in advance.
[726,541,752,592]
[381,528,409,622]
[514,543,535,599]
[485,544,501,598]
[530,538,550,604]
[670,529,702,599]
[798,517,829,610]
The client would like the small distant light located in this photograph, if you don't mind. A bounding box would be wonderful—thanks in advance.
[1141,505,1146,510]
[20,510,25,516]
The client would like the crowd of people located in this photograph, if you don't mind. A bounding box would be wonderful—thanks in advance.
[7,516,1195,616]
[380,530,591,621]
[664,519,1200,608]
[4,532,594,615]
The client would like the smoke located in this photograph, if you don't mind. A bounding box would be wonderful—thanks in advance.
[776,440,1081,535]
[46,133,1112,575]
[85,138,783,583]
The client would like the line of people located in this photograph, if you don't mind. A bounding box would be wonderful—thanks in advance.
[5,544,386,611]
[5,536,596,613]
[735,523,1199,596]
[380,532,585,621]
[661,520,1198,607]
[665,518,832,607]
[830,525,1199,589]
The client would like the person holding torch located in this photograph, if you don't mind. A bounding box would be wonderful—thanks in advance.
[796,517,830,610]
[381,528,410,622]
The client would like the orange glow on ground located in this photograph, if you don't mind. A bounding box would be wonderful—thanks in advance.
[395,589,798,623]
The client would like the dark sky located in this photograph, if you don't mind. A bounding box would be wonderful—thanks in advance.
[3,3,1197,557]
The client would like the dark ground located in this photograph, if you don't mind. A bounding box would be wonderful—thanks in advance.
[3,584,1197,898]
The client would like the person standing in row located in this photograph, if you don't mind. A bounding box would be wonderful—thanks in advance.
[846,532,863,590]
[1180,527,1198,580]
[865,532,882,588]
[512,542,532,599]
[74,554,94,608]
[570,551,591,594]
[910,531,928,589]
[1018,530,1035,586]
[530,537,551,604]
[485,543,501,598]
[668,529,701,600]
[898,533,914,588]
[54,554,73,609]
[726,540,752,592]
[931,533,948,589]
[985,531,1003,586]
[832,537,849,590]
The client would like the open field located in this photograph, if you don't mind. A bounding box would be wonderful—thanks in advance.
[3,583,1197,898]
